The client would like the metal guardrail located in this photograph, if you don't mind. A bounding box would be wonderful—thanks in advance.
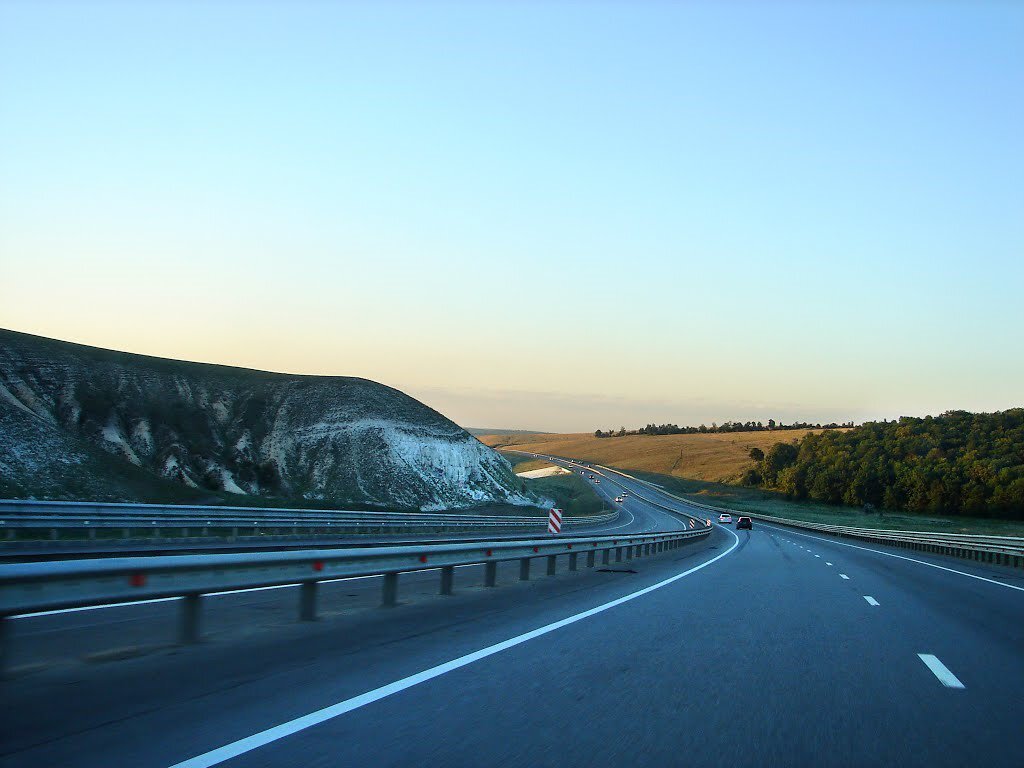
[0,499,618,540]
[553,458,1024,570]
[0,526,712,671]
[728,512,1024,567]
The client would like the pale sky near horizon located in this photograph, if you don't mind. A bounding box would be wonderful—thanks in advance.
[1,1,1022,432]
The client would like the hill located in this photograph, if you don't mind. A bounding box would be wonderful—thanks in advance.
[478,430,836,483]
[0,329,539,511]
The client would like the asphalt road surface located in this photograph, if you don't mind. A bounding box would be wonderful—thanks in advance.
[2,464,1022,767]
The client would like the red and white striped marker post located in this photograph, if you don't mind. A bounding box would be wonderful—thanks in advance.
[547,507,563,534]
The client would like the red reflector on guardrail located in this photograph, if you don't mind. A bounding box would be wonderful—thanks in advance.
[419,555,428,563]
[533,547,538,553]
[129,572,146,587]
[486,549,492,557]
[312,561,324,572]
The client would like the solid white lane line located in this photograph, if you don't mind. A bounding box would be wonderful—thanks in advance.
[759,524,1024,593]
[167,529,741,768]
[12,596,182,617]
[10,566,506,620]
[918,654,965,689]
[840,574,850,580]
[863,595,880,606]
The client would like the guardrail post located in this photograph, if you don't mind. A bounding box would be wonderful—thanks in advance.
[568,553,578,571]
[300,582,318,621]
[88,528,96,540]
[178,594,202,644]
[50,529,57,540]
[382,573,399,607]
[485,561,498,587]
[547,555,557,576]
[516,557,532,581]
[602,549,611,565]
[0,617,9,677]
[440,566,455,595]
[615,547,622,562]
[122,528,130,539]
[586,551,595,568]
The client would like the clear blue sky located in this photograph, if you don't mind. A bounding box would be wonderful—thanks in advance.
[1,1,1021,431]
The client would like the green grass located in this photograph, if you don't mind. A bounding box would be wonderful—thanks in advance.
[521,472,607,518]
[504,454,558,474]
[626,470,1024,537]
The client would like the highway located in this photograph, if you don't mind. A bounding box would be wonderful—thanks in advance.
[2,464,1023,767]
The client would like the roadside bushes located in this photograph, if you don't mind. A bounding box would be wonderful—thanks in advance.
[752,409,1024,519]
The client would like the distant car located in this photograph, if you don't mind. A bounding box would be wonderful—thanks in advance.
[736,517,752,530]
[718,513,733,524]
[614,496,624,503]
[621,491,628,497]
[594,478,600,484]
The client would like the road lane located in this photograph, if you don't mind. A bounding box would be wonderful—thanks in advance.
[2,523,728,766]
[167,526,1019,767]
[4,463,1022,768]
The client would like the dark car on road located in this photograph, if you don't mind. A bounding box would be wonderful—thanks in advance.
[736,517,753,530]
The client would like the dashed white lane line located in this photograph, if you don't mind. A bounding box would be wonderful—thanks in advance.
[840,574,850,580]
[825,562,833,566]
[863,595,880,606]
[758,523,1024,593]
[918,654,966,689]
[167,527,742,768]
[814,555,821,558]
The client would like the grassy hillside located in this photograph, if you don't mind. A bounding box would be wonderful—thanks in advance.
[519,472,605,518]
[479,430,837,483]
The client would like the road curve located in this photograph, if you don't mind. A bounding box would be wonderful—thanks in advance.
[2,462,1022,767]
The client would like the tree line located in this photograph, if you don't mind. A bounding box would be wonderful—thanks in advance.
[594,419,852,438]
[744,409,1024,519]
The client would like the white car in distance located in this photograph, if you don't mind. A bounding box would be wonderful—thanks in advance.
[718,513,733,524]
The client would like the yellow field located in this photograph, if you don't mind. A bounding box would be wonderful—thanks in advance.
[480,430,837,483]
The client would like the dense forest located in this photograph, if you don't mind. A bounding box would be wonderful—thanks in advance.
[594,419,852,438]
[745,409,1024,518]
